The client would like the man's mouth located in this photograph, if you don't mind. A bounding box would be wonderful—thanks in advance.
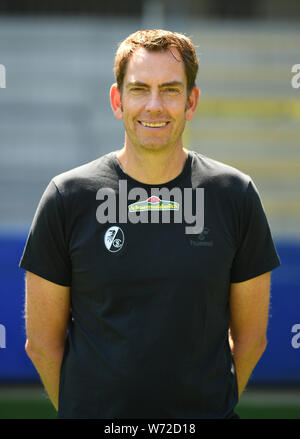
[138,121,169,128]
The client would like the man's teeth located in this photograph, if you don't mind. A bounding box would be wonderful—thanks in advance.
[140,121,167,127]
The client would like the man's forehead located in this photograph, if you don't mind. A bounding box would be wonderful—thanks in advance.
[124,46,186,85]
[129,46,182,62]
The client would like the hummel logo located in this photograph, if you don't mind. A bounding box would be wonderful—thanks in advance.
[189,227,213,247]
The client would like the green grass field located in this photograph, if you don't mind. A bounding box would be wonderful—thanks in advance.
[0,385,299,419]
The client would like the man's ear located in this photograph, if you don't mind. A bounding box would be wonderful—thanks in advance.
[185,86,200,122]
[110,83,123,120]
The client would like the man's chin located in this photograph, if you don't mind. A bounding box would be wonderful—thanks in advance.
[136,140,172,152]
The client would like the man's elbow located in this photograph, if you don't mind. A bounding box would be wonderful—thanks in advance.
[258,336,267,356]
[25,338,43,369]
[25,338,46,362]
[249,335,267,360]
[249,336,267,365]
[25,337,65,364]
[231,334,268,358]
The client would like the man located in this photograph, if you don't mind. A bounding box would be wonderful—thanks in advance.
[20,29,280,419]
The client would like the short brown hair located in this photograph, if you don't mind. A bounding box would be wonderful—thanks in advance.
[114,29,198,95]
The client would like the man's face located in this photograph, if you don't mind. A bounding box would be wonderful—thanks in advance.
[111,47,198,153]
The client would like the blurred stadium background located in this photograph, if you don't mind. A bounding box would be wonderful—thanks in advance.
[0,0,300,419]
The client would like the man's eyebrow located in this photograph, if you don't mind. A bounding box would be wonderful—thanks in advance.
[160,81,184,88]
[126,81,149,89]
[126,80,184,88]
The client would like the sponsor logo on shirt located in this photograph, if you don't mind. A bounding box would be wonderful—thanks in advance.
[128,195,179,212]
[104,226,124,253]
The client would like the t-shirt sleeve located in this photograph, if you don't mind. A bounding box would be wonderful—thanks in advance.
[230,179,281,283]
[19,179,71,286]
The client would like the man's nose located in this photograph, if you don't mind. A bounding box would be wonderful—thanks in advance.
[144,91,163,112]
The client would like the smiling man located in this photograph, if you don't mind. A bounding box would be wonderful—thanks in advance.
[111,38,199,184]
[20,29,280,419]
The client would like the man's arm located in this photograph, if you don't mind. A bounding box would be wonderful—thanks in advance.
[229,271,271,398]
[24,271,70,411]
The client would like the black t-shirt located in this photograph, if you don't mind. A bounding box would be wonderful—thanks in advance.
[19,150,280,419]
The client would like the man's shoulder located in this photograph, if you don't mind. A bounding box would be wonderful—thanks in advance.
[52,151,118,195]
[190,150,251,192]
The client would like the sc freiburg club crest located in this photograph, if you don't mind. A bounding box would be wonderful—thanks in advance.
[104,226,124,253]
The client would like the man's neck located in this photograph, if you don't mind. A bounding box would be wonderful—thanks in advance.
[116,145,188,185]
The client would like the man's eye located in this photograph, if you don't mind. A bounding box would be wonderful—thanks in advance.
[162,88,180,95]
[131,87,147,93]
